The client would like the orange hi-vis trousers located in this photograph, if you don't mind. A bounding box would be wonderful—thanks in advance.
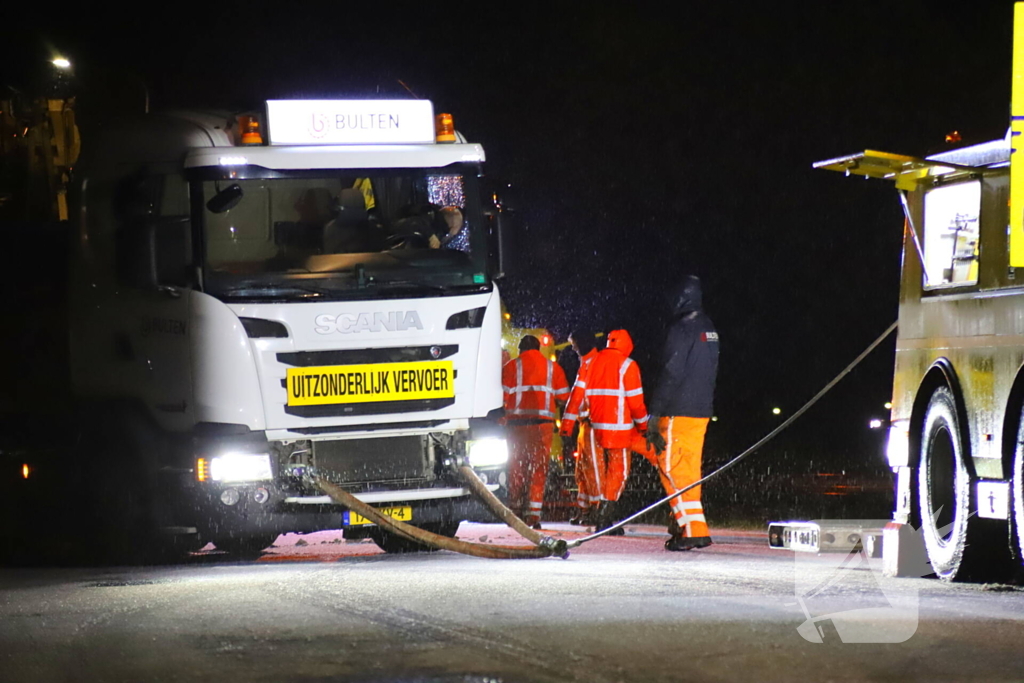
[574,423,601,510]
[597,447,631,503]
[634,417,710,538]
[507,421,553,523]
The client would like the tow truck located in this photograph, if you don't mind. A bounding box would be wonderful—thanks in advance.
[773,3,1024,582]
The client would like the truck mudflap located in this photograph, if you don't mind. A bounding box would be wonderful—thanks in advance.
[768,520,888,556]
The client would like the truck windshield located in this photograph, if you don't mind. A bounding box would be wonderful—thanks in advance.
[198,167,489,300]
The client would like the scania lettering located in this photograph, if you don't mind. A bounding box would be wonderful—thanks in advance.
[4,99,513,559]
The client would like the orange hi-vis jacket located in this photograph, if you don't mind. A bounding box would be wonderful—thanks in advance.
[560,348,599,435]
[502,349,569,421]
[564,329,649,448]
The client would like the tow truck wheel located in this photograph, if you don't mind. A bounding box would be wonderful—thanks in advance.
[212,534,278,559]
[1012,412,1024,568]
[917,386,971,580]
[369,521,461,554]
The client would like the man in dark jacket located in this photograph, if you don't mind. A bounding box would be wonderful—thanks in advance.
[638,275,719,551]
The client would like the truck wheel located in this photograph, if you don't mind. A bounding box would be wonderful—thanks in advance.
[212,534,278,559]
[917,386,970,580]
[369,521,461,554]
[1012,413,1024,568]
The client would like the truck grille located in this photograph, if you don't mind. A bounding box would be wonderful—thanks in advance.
[312,436,431,485]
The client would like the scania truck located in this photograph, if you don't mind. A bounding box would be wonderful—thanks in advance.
[3,99,511,559]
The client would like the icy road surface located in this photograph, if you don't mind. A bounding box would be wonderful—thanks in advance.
[2,523,1023,682]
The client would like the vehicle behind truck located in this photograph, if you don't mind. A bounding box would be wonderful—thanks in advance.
[3,99,513,559]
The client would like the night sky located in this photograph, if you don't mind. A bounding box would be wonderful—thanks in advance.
[3,1,1016,468]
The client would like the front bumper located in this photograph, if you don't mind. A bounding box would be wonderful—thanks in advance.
[185,480,506,541]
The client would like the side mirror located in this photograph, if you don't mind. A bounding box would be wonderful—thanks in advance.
[206,184,243,214]
[116,216,192,289]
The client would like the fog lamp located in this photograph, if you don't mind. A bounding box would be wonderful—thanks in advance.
[220,489,241,506]
[467,438,508,467]
[210,453,273,483]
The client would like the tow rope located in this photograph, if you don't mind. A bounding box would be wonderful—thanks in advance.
[317,321,896,558]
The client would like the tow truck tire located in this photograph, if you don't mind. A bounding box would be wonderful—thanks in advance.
[369,521,461,554]
[212,534,278,559]
[1011,412,1024,569]
[917,386,971,580]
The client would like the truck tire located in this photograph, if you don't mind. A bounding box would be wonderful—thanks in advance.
[369,521,461,554]
[212,534,278,559]
[917,386,971,580]
[1012,412,1024,569]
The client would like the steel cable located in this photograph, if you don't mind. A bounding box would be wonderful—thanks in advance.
[565,320,899,548]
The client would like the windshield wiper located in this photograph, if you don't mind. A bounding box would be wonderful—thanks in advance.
[368,279,452,294]
[223,284,327,299]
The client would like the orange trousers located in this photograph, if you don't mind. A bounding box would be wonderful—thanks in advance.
[634,417,710,538]
[507,422,553,523]
[596,447,630,502]
[574,423,601,510]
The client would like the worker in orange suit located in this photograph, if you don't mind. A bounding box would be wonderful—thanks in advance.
[502,335,569,529]
[636,275,719,551]
[562,328,650,534]
[560,329,601,525]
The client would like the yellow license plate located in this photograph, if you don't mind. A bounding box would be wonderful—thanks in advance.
[286,360,454,406]
[346,506,413,526]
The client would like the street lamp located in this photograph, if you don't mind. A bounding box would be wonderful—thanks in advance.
[52,57,71,69]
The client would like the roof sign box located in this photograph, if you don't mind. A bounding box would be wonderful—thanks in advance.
[266,100,436,146]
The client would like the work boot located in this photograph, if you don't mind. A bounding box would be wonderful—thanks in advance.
[665,535,713,552]
[569,509,588,525]
[596,501,625,536]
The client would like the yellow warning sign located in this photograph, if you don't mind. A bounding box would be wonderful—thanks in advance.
[286,361,454,406]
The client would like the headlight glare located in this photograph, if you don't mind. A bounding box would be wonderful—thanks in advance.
[467,438,508,467]
[210,453,273,483]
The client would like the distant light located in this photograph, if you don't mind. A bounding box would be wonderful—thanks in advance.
[772,407,781,415]
[884,402,893,410]
[550,354,557,362]
[542,335,551,346]
[869,419,884,429]
[945,130,962,144]
[21,464,30,479]
[503,312,511,320]
[711,416,719,422]
[52,57,71,69]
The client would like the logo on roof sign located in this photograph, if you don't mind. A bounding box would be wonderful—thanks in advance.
[267,100,436,146]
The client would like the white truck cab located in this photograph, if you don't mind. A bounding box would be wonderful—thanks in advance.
[70,100,509,555]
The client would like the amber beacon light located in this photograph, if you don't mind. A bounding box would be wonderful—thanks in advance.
[239,115,264,145]
[435,113,456,143]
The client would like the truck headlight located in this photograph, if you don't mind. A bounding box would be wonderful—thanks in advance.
[467,438,508,468]
[209,453,273,483]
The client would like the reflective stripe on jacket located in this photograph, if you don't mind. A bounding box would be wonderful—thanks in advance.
[561,348,598,435]
[583,329,649,448]
[502,349,569,421]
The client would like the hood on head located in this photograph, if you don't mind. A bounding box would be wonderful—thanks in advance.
[606,329,634,357]
[669,275,703,317]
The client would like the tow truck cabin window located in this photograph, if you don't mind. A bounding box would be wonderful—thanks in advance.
[199,169,487,297]
[922,180,981,288]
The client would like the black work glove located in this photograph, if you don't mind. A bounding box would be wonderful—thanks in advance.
[645,418,666,455]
